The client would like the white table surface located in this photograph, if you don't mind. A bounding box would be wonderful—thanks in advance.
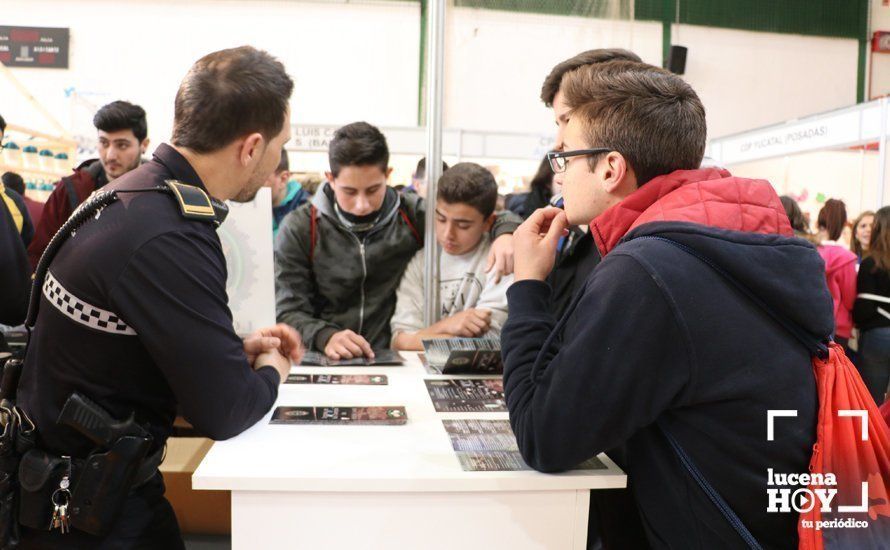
[192,352,626,493]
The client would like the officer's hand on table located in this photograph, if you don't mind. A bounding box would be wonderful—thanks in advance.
[244,323,304,364]
[514,207,569,282]
[255,348,291,384]
[486,234,515,283]
[438,308,491,337]
[325,330,375,361]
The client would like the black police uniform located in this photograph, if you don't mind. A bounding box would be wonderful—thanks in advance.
[18,143,281,548]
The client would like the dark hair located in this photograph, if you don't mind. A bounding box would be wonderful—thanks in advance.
[851,210,875,257]
[414,157,450,180]
[328,122,389,177]
[173,46,293,154]
[0,114,6,134]
[540,48,642,107]
[561,61,706,186]
[780,196,808,236]
[529,154,554,195]
[1,172,24,195]
[93,101,147,142]
[817,199,847,242]
[276,148,289,173]
[869,207,890,272]
[437,162,498,218]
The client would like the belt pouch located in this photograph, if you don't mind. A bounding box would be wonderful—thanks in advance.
[17,449,67,530]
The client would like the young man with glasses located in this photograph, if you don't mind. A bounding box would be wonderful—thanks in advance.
[539,49,641,320]
[502,61,830,548]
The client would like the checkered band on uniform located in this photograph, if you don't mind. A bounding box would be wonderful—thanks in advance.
[43,272,137,335]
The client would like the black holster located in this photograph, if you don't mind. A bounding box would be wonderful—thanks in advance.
[17,440,162,538]
[69,435,153,536]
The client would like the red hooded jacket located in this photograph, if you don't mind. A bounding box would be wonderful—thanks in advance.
[502,167,830,548]
[590,167,792,256]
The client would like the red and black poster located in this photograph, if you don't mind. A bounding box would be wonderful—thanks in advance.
[0,26,69,69]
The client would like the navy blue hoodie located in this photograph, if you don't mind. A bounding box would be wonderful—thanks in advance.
[502,171,834,549]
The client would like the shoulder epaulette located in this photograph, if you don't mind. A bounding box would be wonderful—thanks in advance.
[163,180,228,224]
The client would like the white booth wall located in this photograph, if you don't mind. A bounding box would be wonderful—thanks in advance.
[728,149,880,230]
[442,9,662,135]
[675,25,858,139]
[870,0,890,100]
[1,0,421,155]
[0,0,866,158]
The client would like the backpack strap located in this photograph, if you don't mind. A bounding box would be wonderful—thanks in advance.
[631,234,829,550]
[399,208,422,245]
[309,204,317,264]
[64,178,80,213]
[636,235,830,360]
[657,420,764,550]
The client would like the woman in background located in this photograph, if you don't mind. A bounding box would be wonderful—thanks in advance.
[851,210,875,265]
[854,206,890,405]
[780,195,810,238]
[815,199,858,353]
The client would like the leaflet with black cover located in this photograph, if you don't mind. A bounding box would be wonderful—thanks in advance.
[285,374,388,385]
[271,406,407,425]
[298,350,404,367]
[442,419,606,471]
[421,338,502,374]
[424,379,505,412]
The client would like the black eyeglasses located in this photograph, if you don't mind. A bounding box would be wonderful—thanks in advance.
[547,148,611,174]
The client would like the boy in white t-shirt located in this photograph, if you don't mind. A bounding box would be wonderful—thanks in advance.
[391,163,513,351]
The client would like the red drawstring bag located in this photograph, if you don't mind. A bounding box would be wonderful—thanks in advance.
[797,343,890,548]
[646,237,890,549]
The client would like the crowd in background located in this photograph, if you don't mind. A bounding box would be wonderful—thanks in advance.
[4,98,890,408]
[780,196,890,404]
[2,43,890,549]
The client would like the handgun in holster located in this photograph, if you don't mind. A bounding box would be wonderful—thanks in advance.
[56,393,155,536]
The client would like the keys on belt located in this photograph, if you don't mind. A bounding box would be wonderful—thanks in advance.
[49,458,71,534]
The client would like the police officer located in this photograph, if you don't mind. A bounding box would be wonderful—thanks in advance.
[18,46,299,548]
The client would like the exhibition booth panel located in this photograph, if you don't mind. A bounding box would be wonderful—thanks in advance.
[708,99,889,233]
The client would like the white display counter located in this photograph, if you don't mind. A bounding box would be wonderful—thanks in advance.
[193,352,626,549]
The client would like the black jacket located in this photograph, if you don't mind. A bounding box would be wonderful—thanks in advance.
[20,144,279,458]
[275,184,521,351]
[853,256,890,332]
[502,222,833,549]
[506,185,552,220]
[0,190,29,326]
[545,227,600,319]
